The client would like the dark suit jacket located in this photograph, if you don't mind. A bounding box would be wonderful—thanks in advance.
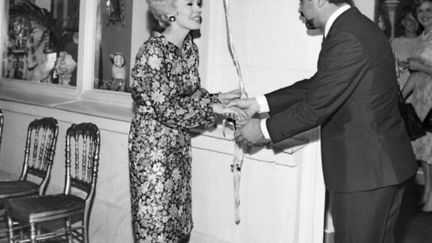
[265,7,417,192]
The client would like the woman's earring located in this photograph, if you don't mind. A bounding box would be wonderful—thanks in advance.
[169,16,176,22]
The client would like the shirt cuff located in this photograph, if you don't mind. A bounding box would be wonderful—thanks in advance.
[256,95,270,113]
[260,118,271,140]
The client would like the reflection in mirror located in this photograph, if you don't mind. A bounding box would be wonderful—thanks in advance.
[106,0,125,26]
[2,0,80,86]
[94,0,131,93]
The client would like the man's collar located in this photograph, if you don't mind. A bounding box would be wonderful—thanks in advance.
[324,4,351,38]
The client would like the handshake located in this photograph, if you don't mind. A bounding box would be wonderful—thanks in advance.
[212,89,271,146]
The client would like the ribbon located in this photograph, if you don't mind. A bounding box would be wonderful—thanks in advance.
[222,0,247,225]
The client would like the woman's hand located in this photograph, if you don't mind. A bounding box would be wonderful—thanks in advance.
[223,106,248,121]
[218,89,242,104]
[211,103,247,121]
[406,58,432,76]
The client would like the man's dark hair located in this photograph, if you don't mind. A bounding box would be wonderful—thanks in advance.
[328,0,354,6]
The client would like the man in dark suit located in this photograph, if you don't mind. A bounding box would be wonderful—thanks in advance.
[228,0,417,242]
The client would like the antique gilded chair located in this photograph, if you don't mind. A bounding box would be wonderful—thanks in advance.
[6,122,100,243]
[0,117,58,198]
[0,117,58,222]
[0,117,58,239]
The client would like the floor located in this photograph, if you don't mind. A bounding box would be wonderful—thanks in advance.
[396,178,432,243]
[0,179,431,243]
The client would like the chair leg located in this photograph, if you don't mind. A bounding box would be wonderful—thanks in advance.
[30,223,36,243]
[84,216,89,243]
[66,217,72,243]
[0,211,7,238]
[19,227,24,242]
[421,160,431,204]
[423,162,432,212]
[7,216,14,243]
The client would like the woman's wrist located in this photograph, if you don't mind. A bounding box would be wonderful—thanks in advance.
[216,92,225,104]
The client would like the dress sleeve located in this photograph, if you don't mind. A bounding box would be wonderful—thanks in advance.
[131,42,219,129]
[160,87,220,129]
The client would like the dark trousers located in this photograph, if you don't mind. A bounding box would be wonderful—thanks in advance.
[330,184,405,243]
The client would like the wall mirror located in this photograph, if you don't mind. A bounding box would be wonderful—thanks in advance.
[94,0,132,92]
[2,0,80,86]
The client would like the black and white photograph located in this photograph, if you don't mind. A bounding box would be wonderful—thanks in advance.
[0,0,431,242]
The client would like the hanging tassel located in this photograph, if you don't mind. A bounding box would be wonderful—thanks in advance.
[222,0,247,225]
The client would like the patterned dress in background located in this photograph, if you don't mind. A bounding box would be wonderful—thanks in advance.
[128,32,219,243]
[408,31,432,163]
[391,36,418,88]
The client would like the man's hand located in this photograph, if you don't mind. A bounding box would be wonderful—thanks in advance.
[226,98,260,121]
[234,118,270,146]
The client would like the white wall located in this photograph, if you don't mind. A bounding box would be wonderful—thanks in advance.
[355,0,375,20]
[129,0,149,83]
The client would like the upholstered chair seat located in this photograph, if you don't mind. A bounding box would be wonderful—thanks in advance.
[5,194,85,223]
[0,181,38,211]
[0,181,39,200]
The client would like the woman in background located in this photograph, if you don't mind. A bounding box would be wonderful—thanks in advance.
[402,0,432,213]
[128,0,243,242]
[391,6,420,88]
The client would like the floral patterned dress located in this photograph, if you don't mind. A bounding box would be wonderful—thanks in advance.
[128,32,219,242]
[408,31,432,163]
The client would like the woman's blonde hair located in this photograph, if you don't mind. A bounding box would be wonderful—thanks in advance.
[146,0,176,28]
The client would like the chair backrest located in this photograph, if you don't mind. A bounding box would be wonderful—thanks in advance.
[0,110,3,152]
[19,117,59,195]
[64,123,100,207]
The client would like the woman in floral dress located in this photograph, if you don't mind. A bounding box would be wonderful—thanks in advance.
[128,0,242,242]
[402,0,432,213]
